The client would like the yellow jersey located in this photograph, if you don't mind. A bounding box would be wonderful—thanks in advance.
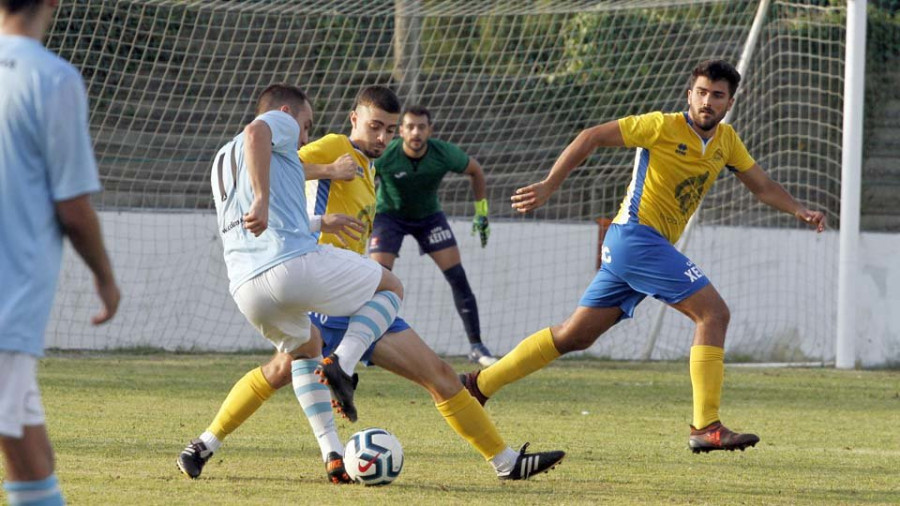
[300,134,375,254]
[612,112,755,243]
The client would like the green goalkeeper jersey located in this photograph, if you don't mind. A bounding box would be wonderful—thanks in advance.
[375,137,469,220]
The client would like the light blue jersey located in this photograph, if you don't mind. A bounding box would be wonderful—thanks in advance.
[212,110,319,294]
[0,35,101,357]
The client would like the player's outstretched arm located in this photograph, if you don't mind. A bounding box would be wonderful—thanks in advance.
[56,195,120,324]
[511,120,624,213]
[735,164,826,232]
[243,119,273,236]
[464,157,490,247]
[304,153,358,181]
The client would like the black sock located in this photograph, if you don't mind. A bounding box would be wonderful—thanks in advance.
[442,264,481,344]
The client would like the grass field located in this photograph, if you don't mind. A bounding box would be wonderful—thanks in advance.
[10,354,899,505]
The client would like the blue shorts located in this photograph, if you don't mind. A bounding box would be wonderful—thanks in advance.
[580,224,710,320]
[369,212,457,256]
[309,313,411,367]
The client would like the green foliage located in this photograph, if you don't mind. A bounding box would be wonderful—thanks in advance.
[22,354,900,505]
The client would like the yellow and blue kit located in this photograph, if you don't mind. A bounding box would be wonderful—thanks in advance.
[299,134,409,360]
[582,112,756,318]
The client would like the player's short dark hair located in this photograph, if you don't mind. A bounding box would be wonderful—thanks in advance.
[689,59,741,97]
[354,85,401,114]
[402,105,432,124]
[0,0,42,14]
[255,84,308,116]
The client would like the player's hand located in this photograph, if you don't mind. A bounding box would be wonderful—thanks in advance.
[322,213,366,247]
[330,154,359,181]
[92,278,120,325]
[511,181,553,213]
[472,198,490,247]
[243,198,269,236]
[795,208,826,233]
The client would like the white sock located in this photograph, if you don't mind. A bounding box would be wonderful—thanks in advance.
[334,291,401,376]
[292,357,343,460]
[489,447,519,475]
[199,431,222,453]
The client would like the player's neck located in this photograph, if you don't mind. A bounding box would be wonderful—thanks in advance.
[0,13,49,41]
[402,143,427,160]
[686,111,718,140]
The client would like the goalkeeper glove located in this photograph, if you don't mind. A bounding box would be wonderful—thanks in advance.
[472,198,490,248]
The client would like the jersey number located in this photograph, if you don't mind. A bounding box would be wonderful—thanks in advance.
[215,144,239,201]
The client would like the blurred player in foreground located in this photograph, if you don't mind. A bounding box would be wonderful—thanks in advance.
[177,86,564,483]
[1,1,120,504]
[370,105,498,366]
[461,59,826,453]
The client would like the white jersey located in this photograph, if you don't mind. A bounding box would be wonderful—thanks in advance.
[212,110,318,294]
[0,35,101,357]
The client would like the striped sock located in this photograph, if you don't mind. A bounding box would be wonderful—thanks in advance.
[4,475,64,506]
[292,357,343,460]
[334,291,401,376]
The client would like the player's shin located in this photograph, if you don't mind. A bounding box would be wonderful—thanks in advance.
[292,358,343,460]
[476,327,561,398]
[435,389,514,470]
[689,345,724,429]
[333,291,401,376]
[204,366,276,451]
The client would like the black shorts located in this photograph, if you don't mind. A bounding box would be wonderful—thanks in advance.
[369,212,458,256]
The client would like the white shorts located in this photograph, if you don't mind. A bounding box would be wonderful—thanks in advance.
[0,352,46,438]
[233,245,383,353]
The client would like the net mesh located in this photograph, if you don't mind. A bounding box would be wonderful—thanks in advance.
[45,0,844,362]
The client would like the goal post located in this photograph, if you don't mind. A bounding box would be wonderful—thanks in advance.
[45,1,848,364]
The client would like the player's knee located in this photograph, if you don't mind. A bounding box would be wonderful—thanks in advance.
[423,360,461,402]
[552,322,597,353]
[262,355,293,389]
[378,268,404,300]
[701,302,730,330]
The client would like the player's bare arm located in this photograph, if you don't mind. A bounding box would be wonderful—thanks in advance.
[242,119,272,236]
[512,119,625,213]
[463,157,487,201]
[735,164,826,232]
[304,153,358,181]
[55,194,120,324]
[318,213,367,247]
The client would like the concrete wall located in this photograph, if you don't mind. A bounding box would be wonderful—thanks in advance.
[46,212,899,367]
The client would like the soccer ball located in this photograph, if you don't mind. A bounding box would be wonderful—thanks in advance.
[343,427,404,486]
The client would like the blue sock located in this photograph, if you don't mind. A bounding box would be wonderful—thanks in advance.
[4,474,64,506]
[334,290,401,375]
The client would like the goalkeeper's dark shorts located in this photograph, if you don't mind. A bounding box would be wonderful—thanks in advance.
[369,211,458,256]
[580,223,710,321]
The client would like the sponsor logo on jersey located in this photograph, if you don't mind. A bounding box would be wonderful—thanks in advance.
[675,143,688,156]
[393,172,408,179]
[674,171,710,215]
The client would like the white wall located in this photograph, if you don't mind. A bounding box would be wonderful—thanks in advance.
[46,212,899,367]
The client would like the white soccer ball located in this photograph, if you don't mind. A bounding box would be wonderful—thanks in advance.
[343,427,404,486]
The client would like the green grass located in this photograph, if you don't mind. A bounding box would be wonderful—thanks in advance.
[10,355,900,505]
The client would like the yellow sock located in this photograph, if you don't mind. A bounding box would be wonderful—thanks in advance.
[690,345,725,429]
[477,327,560,398]
[435,389,506,460]
[207,367,276,440]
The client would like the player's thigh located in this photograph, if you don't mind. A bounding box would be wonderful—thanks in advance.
[370,327,461,402]
[411,212,458,258]
[552,305,624,353]
[0,352,53,481]
[277,246,385,316]
[233,277,312,353]
[428,245,462,271]
[370,252,397,270]
[669,283,730,326]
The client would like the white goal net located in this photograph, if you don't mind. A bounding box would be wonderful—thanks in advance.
[45,0,844,362]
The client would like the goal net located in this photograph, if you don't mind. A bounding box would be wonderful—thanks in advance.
[45,0,844,362]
